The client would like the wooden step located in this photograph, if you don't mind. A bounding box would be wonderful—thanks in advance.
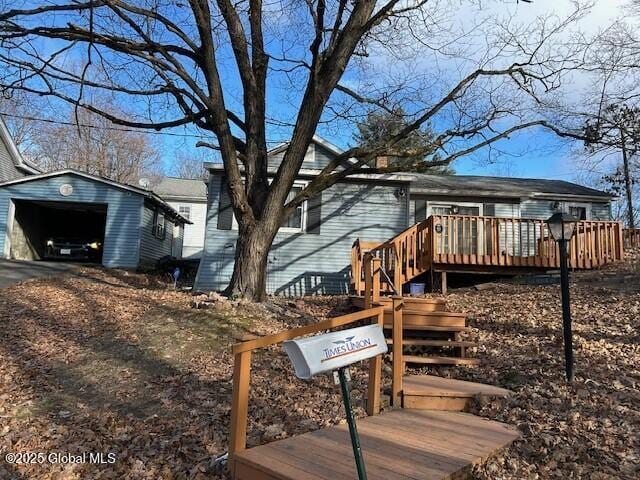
[386,339,476,348]
[350,295,446,312]
[402,374,512,411]
[402,355,481,366]
[383,310,466,328]
[385,324,468,332]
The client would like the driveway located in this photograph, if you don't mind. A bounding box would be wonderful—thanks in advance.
[0,259,80,289]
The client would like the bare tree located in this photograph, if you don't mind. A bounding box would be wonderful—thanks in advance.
[0,0,592,300]
[0,90,44,162]
[584,104,640,227]
[35,105,163,185]
[170,150,209,180]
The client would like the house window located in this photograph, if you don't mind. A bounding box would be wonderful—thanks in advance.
[178,205,191,221]
[231,182,308,233]
[564,202,590,220]
[281,185,306,231]
[569,206,587,221]
[428,203,482,217]
[153,210,166,239]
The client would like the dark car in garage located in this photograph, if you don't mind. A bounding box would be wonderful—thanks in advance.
[44,237,103,261]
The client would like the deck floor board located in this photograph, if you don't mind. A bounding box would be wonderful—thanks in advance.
[234,409,519,480]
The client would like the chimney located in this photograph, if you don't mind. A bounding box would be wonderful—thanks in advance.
[376,156,389,169]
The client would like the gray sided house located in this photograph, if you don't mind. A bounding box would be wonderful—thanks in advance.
[0,170,190,268]
[0,115,40,182]
[153,177,208,259]
[195,137,613,296]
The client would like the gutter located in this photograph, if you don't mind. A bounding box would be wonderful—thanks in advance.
[204,163,413,183]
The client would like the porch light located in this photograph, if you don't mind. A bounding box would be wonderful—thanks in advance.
[546,211,578,382]
[547,212,577,242]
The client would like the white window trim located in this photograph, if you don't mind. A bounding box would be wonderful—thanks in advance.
[563,201,591,220]
[153,210,166,239]
[427,201,484,217]
[178,204,191,221]
[231,181,309,233]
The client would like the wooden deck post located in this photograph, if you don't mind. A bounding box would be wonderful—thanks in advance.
[363,254,373,309]
[367,307,385,416]
[229,349,252,475]
[372,257,381,304]
[393,244,403,294]
[441,271,448,295]
[391,296,404,407]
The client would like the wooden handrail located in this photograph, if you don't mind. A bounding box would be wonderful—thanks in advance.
[231,306,385,354]
[228,259,385,475]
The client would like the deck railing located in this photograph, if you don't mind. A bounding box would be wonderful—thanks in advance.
[429,215,624,269]
[351,221,433,294]
[624,228,640,249]
[351,215,625,293]
[228,298,386,474]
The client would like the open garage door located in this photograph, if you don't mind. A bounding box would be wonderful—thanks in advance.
[10,200,107,263]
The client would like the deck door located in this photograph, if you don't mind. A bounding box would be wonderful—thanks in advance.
[428,203,483,255]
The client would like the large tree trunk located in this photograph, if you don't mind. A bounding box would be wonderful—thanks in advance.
[224,218,280,301]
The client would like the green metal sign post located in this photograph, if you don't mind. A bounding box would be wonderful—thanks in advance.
[336,367,368,480]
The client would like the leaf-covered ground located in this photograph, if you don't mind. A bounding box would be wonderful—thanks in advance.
[0,251,638,479]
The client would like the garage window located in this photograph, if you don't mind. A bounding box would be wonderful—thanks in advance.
[153,210,166,239]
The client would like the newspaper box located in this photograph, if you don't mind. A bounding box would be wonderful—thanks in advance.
[282,324,387,480]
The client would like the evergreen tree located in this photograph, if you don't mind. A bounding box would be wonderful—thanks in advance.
[355,108,453,174]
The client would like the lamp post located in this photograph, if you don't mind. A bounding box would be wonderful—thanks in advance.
[546,212,577,382]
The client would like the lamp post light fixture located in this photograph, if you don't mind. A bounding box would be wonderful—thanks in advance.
[546,212,578,382]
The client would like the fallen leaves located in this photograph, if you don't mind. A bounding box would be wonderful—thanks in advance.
[1,251,639,479]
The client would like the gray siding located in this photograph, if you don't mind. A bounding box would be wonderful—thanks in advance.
[492,203,520,218]
[591,202,611,220]
[520,199,555,219]
[0,174,141,267]
[139,201,175,266]
[195,174,408,295]
[312,144,339,169]
[0,137,24,182]
[173,223,184,258]
[521,199,611,221]
[268,143,338,171]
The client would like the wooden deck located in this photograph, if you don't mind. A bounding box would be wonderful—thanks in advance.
[352,214,625,294]
[234,409,519,480]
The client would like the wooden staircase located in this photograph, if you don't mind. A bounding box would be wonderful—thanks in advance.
[350,291,479,367]
[228,301,520,480]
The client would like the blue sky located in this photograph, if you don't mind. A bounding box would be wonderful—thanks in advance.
[154,0,628,184]
[6,0,626,185]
